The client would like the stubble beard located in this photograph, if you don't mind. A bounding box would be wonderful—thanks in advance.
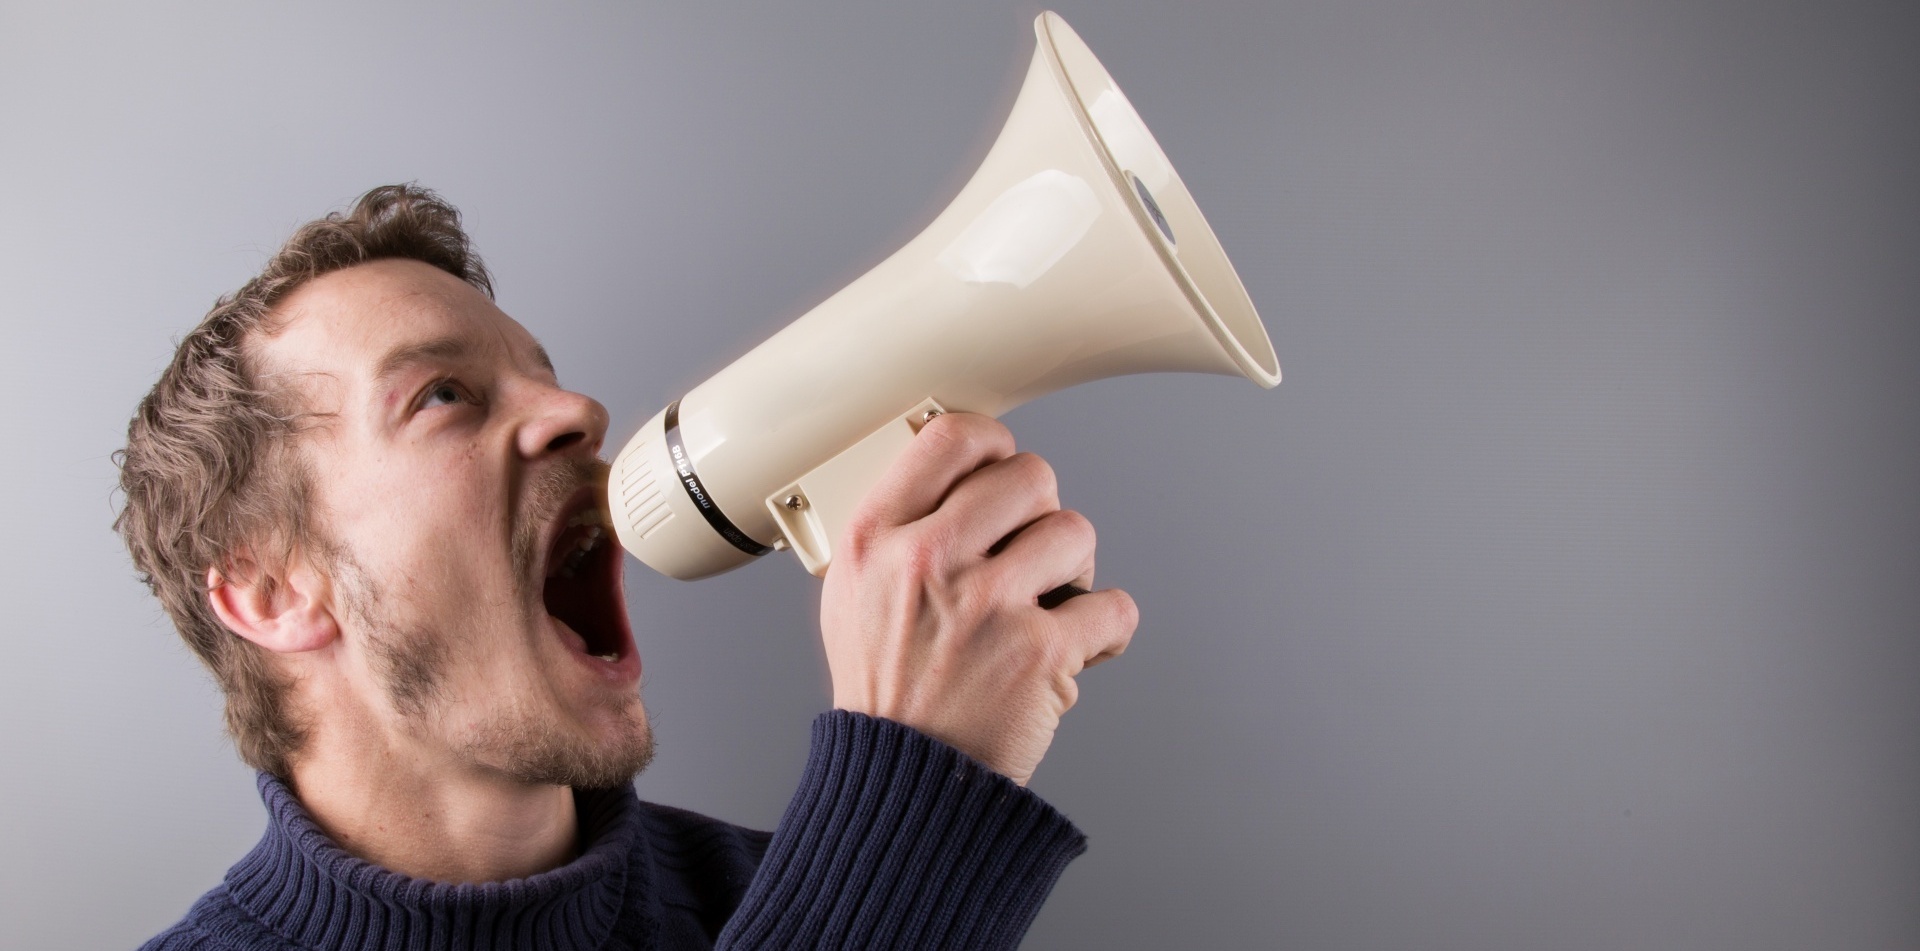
[327,457,654,790]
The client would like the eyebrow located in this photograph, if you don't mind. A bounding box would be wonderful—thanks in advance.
[372,336,471,388]
[371,337,558,388]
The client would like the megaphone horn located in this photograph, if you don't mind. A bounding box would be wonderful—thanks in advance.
[609,11,1279,581]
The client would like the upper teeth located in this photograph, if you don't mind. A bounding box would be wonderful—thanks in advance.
[553,513,611,579]
[567,509,611,528]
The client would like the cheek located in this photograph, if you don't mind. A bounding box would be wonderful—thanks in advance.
[331,503,522,628]
[333,459,500,554]
[314,446,526,616]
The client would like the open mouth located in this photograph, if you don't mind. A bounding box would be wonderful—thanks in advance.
[540,486,635,670]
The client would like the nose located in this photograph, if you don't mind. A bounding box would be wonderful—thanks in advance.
[517,381,610,460]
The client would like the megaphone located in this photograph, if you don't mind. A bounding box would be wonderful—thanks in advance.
[609,11,1279,581]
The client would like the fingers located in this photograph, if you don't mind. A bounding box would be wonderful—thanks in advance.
[933,451,1060,556]
[989,507,1095,598]
[851,413,1014,532]
[1050,587,1138,670]
[1000,510,1130,670]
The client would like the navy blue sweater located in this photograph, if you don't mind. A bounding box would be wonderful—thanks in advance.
[140,712,1085,950]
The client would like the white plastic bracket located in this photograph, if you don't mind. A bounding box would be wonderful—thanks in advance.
[767,398,947,576]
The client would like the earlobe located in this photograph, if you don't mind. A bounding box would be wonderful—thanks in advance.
[207,554,338,654]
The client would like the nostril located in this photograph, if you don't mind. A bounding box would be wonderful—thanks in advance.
[547,431,586,452]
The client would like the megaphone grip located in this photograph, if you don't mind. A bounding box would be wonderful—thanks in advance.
[1038,583,1091,610]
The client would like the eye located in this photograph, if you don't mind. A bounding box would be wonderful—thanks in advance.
[419,378,474,411]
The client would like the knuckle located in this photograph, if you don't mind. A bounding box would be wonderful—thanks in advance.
[840,501,902,561]
[924,412,1009,458]
[896,527,947,578]
[962,412,1013,444]
[1050,508,1096,549]
[1008,453,1057,502]
[917,412,965,449]
[840,503,883,543]
[837,518,881,564]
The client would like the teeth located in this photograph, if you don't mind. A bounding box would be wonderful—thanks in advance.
[550,524,608,580]
[594,652,620,662]
[567,509,611,529]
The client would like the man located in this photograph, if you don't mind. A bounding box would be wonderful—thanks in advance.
[118,184,1137,950]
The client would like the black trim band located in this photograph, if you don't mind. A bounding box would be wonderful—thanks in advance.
[663,400,773,557]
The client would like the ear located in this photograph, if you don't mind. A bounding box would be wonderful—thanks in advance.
[207,551,338,654]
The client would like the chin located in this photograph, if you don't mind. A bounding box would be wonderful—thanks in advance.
[457,691,656,790]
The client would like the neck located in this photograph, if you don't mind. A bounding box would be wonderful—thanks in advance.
[288,720,579,884]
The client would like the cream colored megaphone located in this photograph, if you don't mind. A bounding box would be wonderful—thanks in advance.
[608,11,1279,581]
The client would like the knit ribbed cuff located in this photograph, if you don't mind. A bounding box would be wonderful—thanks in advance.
[718,711,1087,950]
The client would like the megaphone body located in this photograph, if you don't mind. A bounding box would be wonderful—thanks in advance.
[609,12,1280,581]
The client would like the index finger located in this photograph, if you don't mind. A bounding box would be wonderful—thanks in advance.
[851,412,1014,530]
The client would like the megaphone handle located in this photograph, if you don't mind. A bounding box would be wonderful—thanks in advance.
[1038,583,1091,610]
[768,404,1108,606]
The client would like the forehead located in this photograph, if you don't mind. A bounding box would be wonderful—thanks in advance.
[257,258,545,394]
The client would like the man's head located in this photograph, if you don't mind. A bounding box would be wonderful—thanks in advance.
[117,185,650,787]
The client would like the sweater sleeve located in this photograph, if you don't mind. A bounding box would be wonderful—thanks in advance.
[716,710,1086,950]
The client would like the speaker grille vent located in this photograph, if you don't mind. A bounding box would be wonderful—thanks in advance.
[618,442,673,539]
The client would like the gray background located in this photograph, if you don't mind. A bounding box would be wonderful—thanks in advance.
[3,1,1916,948]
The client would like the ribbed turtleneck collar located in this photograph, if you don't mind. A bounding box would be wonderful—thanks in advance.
[224,773,652,951]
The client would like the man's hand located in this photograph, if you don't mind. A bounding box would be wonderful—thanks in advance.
[819,412,1138,786]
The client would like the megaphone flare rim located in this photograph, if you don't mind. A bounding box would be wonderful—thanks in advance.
[1034,10,1280,388]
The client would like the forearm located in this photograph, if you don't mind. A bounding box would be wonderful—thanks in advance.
[718,711,1085,950]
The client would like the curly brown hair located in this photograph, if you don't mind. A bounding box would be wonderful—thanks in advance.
[115,184,493,778]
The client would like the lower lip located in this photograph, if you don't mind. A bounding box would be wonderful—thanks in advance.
[547,614,642,685]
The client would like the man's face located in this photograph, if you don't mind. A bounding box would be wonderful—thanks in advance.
[260,258,649,788]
